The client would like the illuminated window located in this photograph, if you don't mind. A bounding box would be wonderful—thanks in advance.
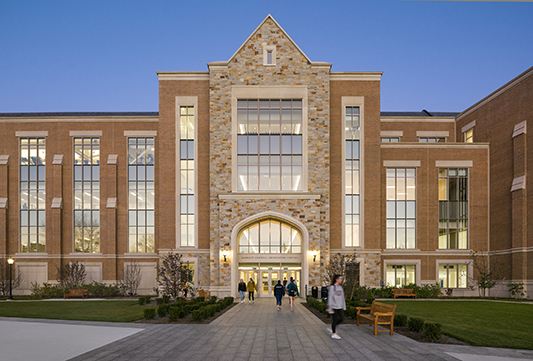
[439,168,468,249]
[237,100,302,191]
[20,138,46,253]
[128,138,155,253]
[438,264,468,288]
[465,129,473,143]
[180,106,195,247]
[386,168,416,249]
[345,106,360,247]
[386,265,416,287]
[239,219,301,254]
[74,138,100,253]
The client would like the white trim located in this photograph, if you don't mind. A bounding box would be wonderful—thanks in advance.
[330,72,382,81]
[511,176,526,192]
[435,160,473,168]
[230,211,309,299]
[380,131,403,137]
[219,193,320,200]
[106,198,117,209]
[175,96,198,250]
[122,253,158,258]
[383,160,420,167]
[416,131,449,138]
[156,72,209,81]
[383,259,422,286]
[381,117,455,123]
[124,131,157,137]
[230,86,308,192]
[15,131,48,137]
[51,198,62,209]
[381,143,489,149]
[52,155,63,165]
[69,131,102,137]
[512,120,527,138]
[107,154,118,165]
[341,96,364,249]
[0,198,7,209]
[461,120,476,134]
[0,155,8,165]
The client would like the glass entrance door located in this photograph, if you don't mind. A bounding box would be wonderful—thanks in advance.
[260,270,281,296]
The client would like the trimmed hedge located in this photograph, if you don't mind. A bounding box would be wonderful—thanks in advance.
[394,314,408,327]
[424,322,442,340]
[144,307,156,319]
[408,317,425,332]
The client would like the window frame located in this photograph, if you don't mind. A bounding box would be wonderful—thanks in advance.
[386,167,417,250]
[231,86,308,193]
[436,260,470,288]
[342,97,365,249]
[438,168,469,250]
[238,219,302,254]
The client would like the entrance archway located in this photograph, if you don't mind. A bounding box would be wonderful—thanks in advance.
[231,211,309,298]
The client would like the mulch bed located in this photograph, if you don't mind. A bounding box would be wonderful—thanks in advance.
[301,302,469,345]
[134,302,237,324]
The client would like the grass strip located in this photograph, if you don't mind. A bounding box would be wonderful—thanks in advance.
[381,300,533,350]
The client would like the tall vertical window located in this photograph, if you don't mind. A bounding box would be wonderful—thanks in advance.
[438,264,468,288]
[237,99,302,191]
[180,106,195,247]
[20,138,46,253]
[128,138,155,253]
[74,138,100,253]
[439,168,468,249]
[386,265,415,287]
[464,129,473,143]
[386,168,416,249]
[345,106,360,247]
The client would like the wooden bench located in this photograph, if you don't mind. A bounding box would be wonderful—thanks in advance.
[198,289,211,299]
[392,288,416,299]
[356,300,397,335]
[64,289,88,300]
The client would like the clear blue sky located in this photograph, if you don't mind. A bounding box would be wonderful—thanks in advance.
[1,0,531,113]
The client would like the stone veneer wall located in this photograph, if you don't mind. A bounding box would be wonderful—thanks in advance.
[208,18,331,293]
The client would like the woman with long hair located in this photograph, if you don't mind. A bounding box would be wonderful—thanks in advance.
[327,274,346,339]
[247,277,256,303]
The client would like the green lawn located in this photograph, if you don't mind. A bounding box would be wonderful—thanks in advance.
[381,300,533,350]
[0,301,144,322]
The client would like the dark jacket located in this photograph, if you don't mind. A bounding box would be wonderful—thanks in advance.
[238,282,247,292]
[274,284,285,297]
[287,282,299,296]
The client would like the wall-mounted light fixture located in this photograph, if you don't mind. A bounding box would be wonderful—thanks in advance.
[221,249,229,263]
[311,250,319,262]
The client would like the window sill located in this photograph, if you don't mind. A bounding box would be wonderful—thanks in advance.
[15,253,48,257]
[69,253,103,257]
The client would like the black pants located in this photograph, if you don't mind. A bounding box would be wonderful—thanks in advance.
[248,292,254,301]
[332,309,344,333]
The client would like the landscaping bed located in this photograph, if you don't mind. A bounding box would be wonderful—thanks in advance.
[136,301,236,324]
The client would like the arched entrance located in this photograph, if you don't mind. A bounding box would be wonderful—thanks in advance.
[231,211,309,298]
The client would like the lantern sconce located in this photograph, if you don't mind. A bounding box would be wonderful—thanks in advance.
[222,249,230,263]
[311,250,319,262]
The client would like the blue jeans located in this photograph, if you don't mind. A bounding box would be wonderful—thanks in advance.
[239,290,246,301]
[275,295,283,306]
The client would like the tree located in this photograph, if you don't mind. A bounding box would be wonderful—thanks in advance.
[469,251,505,298]
[324,252,359,298]
[56,261,86,288]
[157,252,186,299]
[121,261,143,296]
[0,256,23,296]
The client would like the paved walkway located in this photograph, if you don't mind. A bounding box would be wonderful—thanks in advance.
[1,298,533,361]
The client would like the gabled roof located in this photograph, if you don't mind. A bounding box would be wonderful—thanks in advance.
[226,14,312,65]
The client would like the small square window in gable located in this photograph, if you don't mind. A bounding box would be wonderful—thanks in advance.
[262,43,276,66]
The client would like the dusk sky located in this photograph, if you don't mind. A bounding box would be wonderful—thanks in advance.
[1,0,531,113]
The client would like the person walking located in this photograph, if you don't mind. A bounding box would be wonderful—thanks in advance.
[273,280,285,310]
[286,277,299,311]
[247,278,257,303]
[327,274,346,339]
[238,279,247,303]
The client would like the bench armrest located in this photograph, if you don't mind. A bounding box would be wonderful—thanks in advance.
[373,312,394,317]
[356,307,371,310]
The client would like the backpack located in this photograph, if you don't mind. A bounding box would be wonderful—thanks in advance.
[288,283,296,296]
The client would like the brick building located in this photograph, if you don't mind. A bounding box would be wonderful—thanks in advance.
[0,15,529,297]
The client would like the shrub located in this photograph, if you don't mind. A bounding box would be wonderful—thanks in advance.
[144,296,151,304]
[346,305,357,319]
[408,317,425,332]
[85,281,122,298]
[162,295,171,304]
[169,307,179,321]
[31,282,66,299]
[196,296,205,303]
[144,308,156,319]
[394,314,408,327]
[424,322,442,340]
[210,295,218,301]
[156,298,165,305]
[191,308,205,322]
[138,296,146,306]
[157,304,169,317]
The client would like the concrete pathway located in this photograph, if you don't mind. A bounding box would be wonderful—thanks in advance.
[1,298,533,360]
